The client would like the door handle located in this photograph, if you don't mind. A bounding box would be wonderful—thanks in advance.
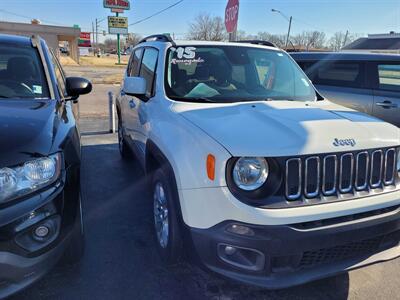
[129,100,136,109]
[376,101,398,109]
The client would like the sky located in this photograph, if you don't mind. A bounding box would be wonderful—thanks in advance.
[0,0,399,41]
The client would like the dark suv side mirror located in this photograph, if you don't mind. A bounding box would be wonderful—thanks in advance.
[65,77,92,101]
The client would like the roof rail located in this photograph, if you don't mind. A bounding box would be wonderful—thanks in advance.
[233,40,277,48]
[30,34,41,48]
[138,34,175,45]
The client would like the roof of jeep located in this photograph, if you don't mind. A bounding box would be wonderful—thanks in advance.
[0,34,34,47]
[142,39,280,52]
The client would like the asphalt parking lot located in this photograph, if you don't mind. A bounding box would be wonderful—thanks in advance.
[9,76,400,299]
[9,132,400,300]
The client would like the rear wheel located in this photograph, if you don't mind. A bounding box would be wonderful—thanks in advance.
[152,167,183,264]
[118,120,131,159]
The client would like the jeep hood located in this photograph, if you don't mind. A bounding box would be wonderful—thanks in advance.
[174,100,400,157]
[0,100,59,167]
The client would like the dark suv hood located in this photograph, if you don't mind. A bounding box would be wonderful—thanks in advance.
[0,100,59,167]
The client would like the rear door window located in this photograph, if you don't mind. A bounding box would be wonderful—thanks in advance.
[309,61,365,88]
[378,64,400,92]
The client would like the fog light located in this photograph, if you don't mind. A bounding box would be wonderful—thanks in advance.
[218,243,265,271]
[224,245,237,255]
[34,225,50,239]
[226,224,255,236]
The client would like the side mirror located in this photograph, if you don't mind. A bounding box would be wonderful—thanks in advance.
[65,77,92,100]
[123,76,147,97]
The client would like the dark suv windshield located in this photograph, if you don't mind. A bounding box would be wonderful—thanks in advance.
[166,45,316,103]
[0,44,50,99]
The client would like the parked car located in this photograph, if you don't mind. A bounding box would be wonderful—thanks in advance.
[0,34,92,298]
[117,35,400,289]
[291,52,400,127]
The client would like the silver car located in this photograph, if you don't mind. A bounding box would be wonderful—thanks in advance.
[291,52,400,127]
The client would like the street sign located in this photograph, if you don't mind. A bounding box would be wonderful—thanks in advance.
[108,16,128,35]
[111,8,124,13]
[78,32,92,47]
[103,0,130,10]
[225,0,239,33]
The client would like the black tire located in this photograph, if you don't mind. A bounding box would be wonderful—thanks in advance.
[61,197,85,265]
[118,120,131,159]
[152,167,183,264]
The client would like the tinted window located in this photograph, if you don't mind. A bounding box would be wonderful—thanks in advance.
[51,52,66,97]
[302,61,364,89]
[0,44,50,99]
[129,48,143,77]
[378,64,400,92]
[139,48,158,97]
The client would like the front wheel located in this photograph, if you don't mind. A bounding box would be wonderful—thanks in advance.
[152,167,183,264]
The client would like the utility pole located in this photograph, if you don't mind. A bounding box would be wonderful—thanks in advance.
[92,21,95,56]
[286,16,292,49]
[95,18,99,47]
[343,30,349,48]
[271,9,292,50]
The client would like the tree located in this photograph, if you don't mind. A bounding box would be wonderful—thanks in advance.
[256,32,286,47]
[187,13,226,41]
[126,33,143,47]
[328,31,358,51]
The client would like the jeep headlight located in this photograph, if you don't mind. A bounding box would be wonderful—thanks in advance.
[0,153,61,204]
[232,157,269,191]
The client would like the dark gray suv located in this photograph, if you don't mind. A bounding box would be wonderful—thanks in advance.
[291,52,400,127]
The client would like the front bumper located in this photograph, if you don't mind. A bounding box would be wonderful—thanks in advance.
[190,205,400,289]
[0,172,80,299]
[0,235,68,299]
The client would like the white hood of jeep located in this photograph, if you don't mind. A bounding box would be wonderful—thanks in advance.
[173,100,400,157]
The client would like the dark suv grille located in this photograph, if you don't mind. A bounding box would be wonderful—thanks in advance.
[285,148,398,201]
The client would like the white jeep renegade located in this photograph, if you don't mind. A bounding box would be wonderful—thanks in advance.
[117,34,400,288]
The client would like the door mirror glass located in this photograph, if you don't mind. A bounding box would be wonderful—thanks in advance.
[123,76,147,96]
[66,77,92,100]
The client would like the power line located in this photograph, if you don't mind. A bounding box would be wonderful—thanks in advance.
[129,0,184,27]
[0,9,66,26]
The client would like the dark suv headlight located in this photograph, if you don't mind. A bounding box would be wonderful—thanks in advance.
[0,153,62,204]
[226,157,282,206]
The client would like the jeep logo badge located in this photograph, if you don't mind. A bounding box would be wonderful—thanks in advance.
[333,138,356,147]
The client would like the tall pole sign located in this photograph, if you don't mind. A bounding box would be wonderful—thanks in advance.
[104,0,130,64]
[225,0,239,41]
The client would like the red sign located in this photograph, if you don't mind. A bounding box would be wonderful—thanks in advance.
[225,0,239,33]
[103,0,130,10]
[79,32,92,48]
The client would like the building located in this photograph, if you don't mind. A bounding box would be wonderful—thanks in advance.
[0,20,81,62]
[342,32,400,54]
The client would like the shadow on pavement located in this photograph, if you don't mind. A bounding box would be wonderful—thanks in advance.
[12,141,350,300]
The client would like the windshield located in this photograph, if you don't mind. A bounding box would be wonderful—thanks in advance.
[0,44,50,99]
[165,45,317,103]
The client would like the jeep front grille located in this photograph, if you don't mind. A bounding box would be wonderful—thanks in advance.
[285,148,397,201]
